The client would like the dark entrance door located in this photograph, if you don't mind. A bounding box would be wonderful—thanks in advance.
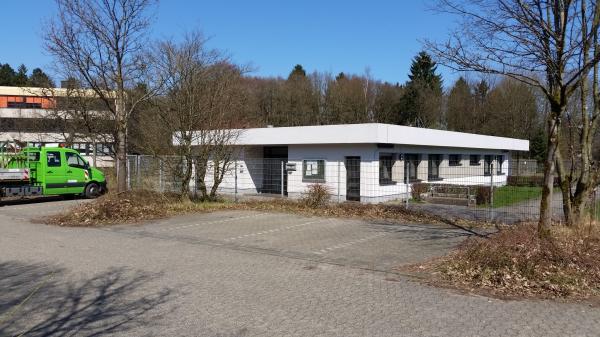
[262,146,288,194]
[345,156,360,201]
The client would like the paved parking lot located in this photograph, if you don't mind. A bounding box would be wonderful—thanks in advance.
[110,210,467,272]
[1,199,599,337]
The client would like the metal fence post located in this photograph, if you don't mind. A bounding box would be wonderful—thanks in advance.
[192,159,197,198]
[125,156,131,190]
[281,160,284,197]
[159,159,164,193]
[405,157,409,209]
[234,160,238,203]
[489,163,494,222]
[337,160,341,203]
[136,155,141,188]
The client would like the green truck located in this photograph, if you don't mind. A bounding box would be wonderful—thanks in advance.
[0,145,107,202]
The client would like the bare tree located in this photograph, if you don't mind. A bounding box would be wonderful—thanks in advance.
[44,0,158,192]
[426,0,600,234]
[154,32,246,200]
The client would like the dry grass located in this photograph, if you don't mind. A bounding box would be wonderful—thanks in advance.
[46,190,232,226]
[414,222,600,300]
[239,198,448,225]
[46,190,455,227]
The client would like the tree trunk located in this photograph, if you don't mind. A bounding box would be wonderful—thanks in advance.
[195,159,209,200]
[116,96,127,192]
[179,155,193,200]
[570,190,590,225]
[538,115,560,237]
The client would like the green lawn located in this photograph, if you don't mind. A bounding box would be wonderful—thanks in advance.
[481,186,543,208]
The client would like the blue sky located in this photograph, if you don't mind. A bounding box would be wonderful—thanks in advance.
[0,0,460,85]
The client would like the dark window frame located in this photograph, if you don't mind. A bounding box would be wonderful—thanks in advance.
[469,155,481,166]
[496,155,505,175]
[7,101,43,109]
[449,154,462,166]
[379,154,395,185]
[404,153,420,183]
[484,155,493,176]
[428,154,443,181]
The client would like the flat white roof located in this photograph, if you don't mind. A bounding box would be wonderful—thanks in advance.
[0,86,103,98]
[227,123,529,151]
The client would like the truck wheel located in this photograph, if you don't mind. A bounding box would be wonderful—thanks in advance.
[85,183,101,199]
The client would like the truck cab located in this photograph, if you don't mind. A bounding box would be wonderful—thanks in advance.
[0,146,107,200]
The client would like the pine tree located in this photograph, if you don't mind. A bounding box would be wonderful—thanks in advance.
[398,51,444,127]
[28,68,55,87]
[288,64,306,79]
[14,64,28,85]
[446,77,474,132]
[407,51,443,90]
[0,63,17,86]
[529,128,547,163]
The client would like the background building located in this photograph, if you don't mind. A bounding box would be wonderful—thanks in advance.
[0,86,114,167]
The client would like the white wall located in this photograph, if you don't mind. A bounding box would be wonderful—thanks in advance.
[194,143,512,203]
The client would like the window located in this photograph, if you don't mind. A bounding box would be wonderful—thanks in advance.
[302,159,325,182]
[428,154,443,180]
[46,151,61,167]
[496,155,504,174]
[379,154,394,185]
[96,143,113,155]
[73,143,89,155]
[449,154,462,166]
[404,154,420,182]
[469,155,480,166]
[7,101,42,109]
[66,152,87,169]
[484,155,493,175]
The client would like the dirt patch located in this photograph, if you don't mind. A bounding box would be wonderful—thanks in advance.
[399,222,600,301]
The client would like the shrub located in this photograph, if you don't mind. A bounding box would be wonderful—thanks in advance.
[507,175,560,187]
[433,222,600,298]
[475,186,491,205]
[301,184,331,208]
[411,183,429,201]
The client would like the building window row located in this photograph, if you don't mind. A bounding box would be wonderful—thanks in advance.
[378,153,506,185]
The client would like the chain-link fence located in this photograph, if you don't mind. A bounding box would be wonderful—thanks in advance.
[126,155,599,225]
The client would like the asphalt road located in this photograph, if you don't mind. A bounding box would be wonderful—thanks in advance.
[1,199,598,336]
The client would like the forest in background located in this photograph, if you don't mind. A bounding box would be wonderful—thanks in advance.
[0,51,565,163]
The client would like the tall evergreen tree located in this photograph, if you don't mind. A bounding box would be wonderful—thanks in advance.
[0,63,17,86]
[407,51,443,89]
[446,77,474,132]
[398,51,443,127]
[288,64,306,79]
[14,64,28,85]
[28,68,55,87]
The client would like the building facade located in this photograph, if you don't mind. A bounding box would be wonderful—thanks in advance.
[189,123,530,203]
[0,86,114,167]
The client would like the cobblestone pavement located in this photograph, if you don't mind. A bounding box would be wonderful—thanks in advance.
[1,199,598,337]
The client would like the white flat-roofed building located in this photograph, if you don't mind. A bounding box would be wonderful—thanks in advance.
[179,123,530,203]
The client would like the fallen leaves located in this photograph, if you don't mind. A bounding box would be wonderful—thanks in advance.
[423,222,600,300]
